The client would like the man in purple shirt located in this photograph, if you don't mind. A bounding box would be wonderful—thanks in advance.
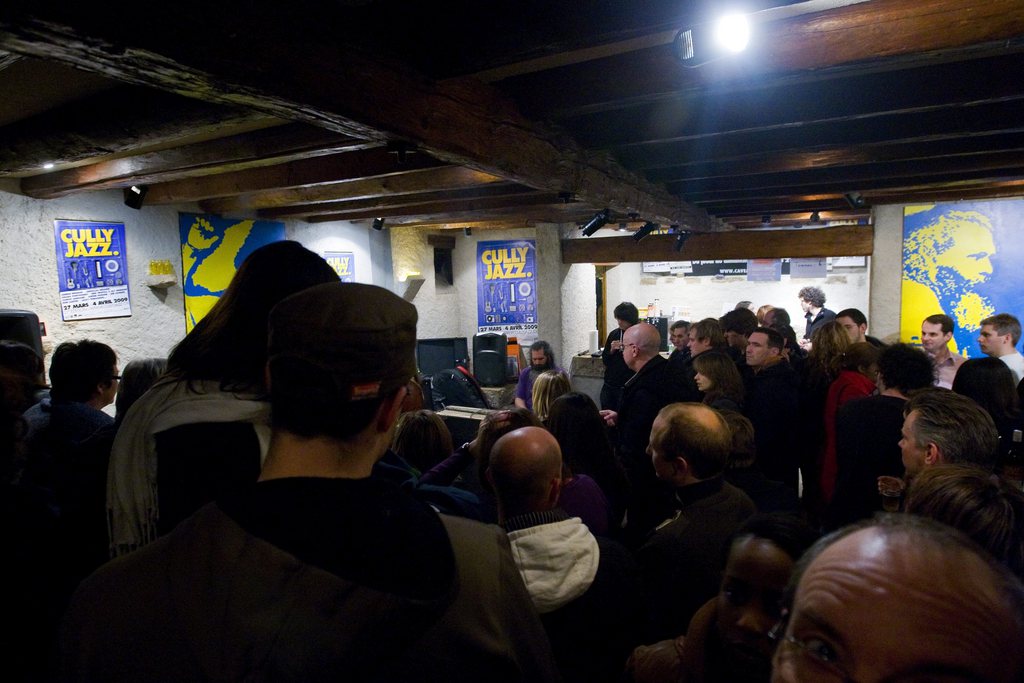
[515,340,561,410]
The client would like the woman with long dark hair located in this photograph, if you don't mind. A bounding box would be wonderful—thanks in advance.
[546,391,630,530]
[953,356,1024,464]
[107,241,338,554]
[692,352,744,411]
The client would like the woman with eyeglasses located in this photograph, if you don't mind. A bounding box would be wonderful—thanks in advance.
[626,513,818,683]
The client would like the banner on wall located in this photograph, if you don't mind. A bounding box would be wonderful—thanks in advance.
[477,239,538,335]
[323,251,355,282]
[900,199,1024,357]
[179,213,285,331]
[747,259,783,281]
[54,219,132,321]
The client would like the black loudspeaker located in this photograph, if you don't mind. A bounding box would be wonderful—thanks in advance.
[0,309,44,359]
[647,316,669,353]
[473,332,508,387]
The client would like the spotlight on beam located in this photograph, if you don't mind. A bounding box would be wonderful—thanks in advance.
[123,184,148,210]
[674,12,750,67]
[673,230,692,253]
[844,191,866,209]
[581,208,611,236]
[633,221,659,242]
[464,227,472,237]
[809,211,821,224]
[372,217,386,231]
[761,214,772,226]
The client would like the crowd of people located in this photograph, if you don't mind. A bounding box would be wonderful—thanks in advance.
[3,250,1024,682]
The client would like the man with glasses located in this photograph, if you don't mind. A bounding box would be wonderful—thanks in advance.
[771,514,1024,683]
[63,283,559,681]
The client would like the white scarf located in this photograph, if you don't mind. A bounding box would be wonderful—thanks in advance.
[106,377,271,556]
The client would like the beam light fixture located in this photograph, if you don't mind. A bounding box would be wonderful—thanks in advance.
[844,191,866,209]
[372,217,386,231]
[123,184,148,210]
[673,229,692,253]
[633,221,659,242]
[674,11,750,67]
[581,208,611,236]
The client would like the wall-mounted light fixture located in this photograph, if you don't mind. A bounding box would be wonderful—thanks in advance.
[809,211,821,224]
[463,227,473,237]
[844,191,866,209]
[581,208,611,236]
[372,217,386,231]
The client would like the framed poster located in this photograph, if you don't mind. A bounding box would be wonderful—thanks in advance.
[54,219,131,321]
[901,200,1024,357]
[179,213,285,331]
[323,251,355,282]
[477,239,538,335]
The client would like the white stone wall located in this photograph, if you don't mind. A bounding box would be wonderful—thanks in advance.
[604,259,873,337]
[0,187,388,371]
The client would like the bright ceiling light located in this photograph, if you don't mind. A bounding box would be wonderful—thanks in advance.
[43,162,54,169]
[714,13,750,54]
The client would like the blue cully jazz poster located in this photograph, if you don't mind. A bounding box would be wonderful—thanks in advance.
[901,199,1024,357]
[323,251,356,282]
[477,239,538,334]
[54,219,131,321]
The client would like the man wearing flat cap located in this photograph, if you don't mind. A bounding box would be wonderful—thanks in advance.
[62,282,559,682]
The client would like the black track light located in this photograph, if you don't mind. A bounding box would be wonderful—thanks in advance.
[464,227,472,237]
[123,184,148,210]
[761,214,772,225]
[372,217,385,231]
[633,221,659,242]
[581,208,611,237]
[844,191,866,209]
[674,230,692,252]
[809,211,821,224]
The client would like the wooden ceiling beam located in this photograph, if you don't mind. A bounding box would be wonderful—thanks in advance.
[645,134,1024,183]
[200,166,507,214]
[612,100,1024,170]
[20,123,370,198]
[302,191,562,222]
[668,150,1024,198]
[561,225,874,264]
[319,201,593,226]
[143,146,444,205]
[501,0,1024,120]
[568,52,1024,150]
[0,9,713,230]
[0,86,280,177]
[256,183,530,219]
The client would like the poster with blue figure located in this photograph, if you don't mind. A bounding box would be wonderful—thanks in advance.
[54,220,131,321]
[477,239,538,335]
[179,213,286,331]
[901,200,1024,357]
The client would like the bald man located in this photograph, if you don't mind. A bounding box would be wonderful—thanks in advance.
[600,323,699,544]
[772,514,1024,683]
[636,404,756,640]
[488,427,645,683]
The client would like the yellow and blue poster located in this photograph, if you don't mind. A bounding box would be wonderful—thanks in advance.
[54,219,131,321]
[901,200,1024,357]
[477,239,538,334]
[179,213,285,331]
[323,251,355,282]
